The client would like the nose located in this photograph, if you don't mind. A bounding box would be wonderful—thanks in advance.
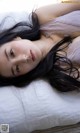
[11,54,31,64]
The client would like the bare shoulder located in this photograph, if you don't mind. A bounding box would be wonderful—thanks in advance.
[35,3,80,25]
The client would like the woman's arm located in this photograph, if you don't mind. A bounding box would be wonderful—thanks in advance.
[35,3,80,24]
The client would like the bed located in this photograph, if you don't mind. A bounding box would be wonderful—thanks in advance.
[0,3,80,133]
[0,79,80,133]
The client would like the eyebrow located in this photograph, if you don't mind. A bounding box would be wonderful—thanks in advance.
[5,49,15,76]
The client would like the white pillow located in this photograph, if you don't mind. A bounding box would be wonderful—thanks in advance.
[0,11,31,32]
[0,79,80,133]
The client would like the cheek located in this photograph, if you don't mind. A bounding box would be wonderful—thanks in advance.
[19,60,40,75]
[15,46,29,56]
[0,51,11,76]
[0,54,6,69]
[0,60,11,77]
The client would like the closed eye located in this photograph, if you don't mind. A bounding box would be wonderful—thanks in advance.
[11,65,20,77]
[16,65,20,73]
[10,49,15,58]
[11,67,15,76]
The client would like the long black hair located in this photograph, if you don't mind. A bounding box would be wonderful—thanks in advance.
[0,12,41,44]
[0,12,80,92]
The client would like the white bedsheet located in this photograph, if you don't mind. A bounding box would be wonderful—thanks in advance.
[0,79,80,133]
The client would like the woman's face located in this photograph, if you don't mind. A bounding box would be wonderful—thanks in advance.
[0,38,42,77]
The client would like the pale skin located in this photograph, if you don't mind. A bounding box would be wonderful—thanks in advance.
[0,36,53,77]
[35,3,80,25]
[0,3,80,77]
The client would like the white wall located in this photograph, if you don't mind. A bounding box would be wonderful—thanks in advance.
[0,0,60,13]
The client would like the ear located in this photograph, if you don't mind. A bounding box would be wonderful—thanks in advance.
[13,37,22,41]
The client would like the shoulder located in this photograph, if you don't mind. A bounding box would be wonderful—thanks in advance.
[35,3,80,25]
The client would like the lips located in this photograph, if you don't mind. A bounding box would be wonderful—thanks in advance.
[30,50,35,61]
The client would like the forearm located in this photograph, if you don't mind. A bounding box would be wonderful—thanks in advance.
[35,3,80,24]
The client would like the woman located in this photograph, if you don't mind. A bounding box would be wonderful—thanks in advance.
[0,3,80,92]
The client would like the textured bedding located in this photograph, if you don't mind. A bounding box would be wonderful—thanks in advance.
[0,11,31,32]
[0,79,80,133]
